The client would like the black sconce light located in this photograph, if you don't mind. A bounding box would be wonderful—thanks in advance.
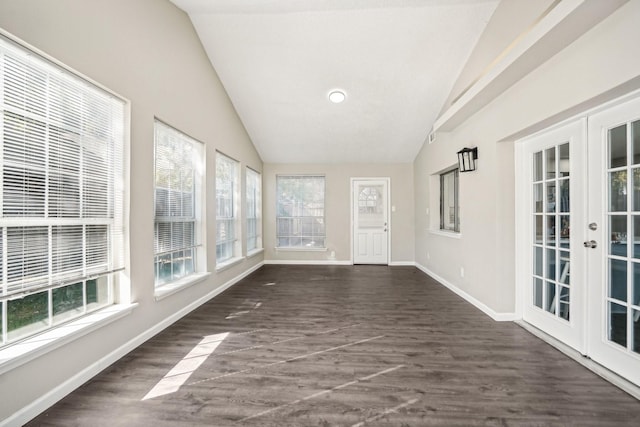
[457,147,478,172]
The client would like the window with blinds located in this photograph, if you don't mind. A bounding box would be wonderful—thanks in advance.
[154,121,202,286]
[246,168,261,253]
[276,175,325,248]
[0,35,125,346]
[216,153,239,264]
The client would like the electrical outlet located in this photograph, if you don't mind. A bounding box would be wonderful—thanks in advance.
[460,267,465,278]
[427,252,431,260]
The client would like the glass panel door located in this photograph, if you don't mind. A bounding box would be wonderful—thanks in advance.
[588,97,640,386]
[520,119,586,353]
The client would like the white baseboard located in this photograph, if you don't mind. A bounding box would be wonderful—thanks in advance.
[388,261,416,266]
[415,263,517,322]
[264,259,352,266]
[2,261,264,427]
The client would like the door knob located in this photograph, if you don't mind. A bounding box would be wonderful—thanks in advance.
[583,240,597,248]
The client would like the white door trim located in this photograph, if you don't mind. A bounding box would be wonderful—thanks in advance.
[350,177,391,265]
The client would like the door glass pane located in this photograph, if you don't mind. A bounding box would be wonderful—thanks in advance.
[633,120,640,165]
[633,310,640,354]
[634,262,640,306]
[358,185,384,227]
[534,246,543,277]
[559,251,570,285]
[610,170,628,212]
[633,168,640,211]
[558,143,570,177]
[633,216,640,258]
[546,182,556,213]
[546,248,556,280]
[534,183,543,213]
[545,281,556,314]
[534,215,543,244]
[546,147,556,179]
[558,179,569,212]
[609,302,627,348]
[559,286,570,321]
[533,278,543,308]
[610,259,628,302]
[609,124,627,168]
[559,215,570,249]
[533,151,543,181]
[610,215,627,256]
[547,215,556,246]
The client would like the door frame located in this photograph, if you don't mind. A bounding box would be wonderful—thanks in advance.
[350,177,391,265]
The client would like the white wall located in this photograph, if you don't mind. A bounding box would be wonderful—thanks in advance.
[263,163,415,264]
[414,0,640,315]
[0,0,262,423]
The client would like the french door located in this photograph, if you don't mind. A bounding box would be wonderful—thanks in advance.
[520,119,587,353]
[520,93,640,387]
[587,96,640,386]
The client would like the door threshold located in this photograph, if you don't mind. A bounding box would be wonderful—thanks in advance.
[515,320,640,401]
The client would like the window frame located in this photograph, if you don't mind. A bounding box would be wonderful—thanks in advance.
[276,175,326,249]
[216,152,241,267]
[153,120,204,288]
[0,32,127,348]
[246,167,262,256]
[440,168,460,233]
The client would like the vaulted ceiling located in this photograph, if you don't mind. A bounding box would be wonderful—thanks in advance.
[171,0,499,163]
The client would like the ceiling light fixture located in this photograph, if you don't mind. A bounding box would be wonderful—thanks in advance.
[328,89,346,103]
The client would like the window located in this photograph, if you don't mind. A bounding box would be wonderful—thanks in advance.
[246,168,262,254]
[154,121,203,286]
[440,169,460,232]
[0,36,125,346]
[216,153,240,264]
[276,175,325,248]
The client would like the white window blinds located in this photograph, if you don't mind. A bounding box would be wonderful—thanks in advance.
[0,36,125,298]
[216,153,238,263]
[154,121,201,286]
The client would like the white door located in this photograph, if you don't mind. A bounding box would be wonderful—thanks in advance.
[587,96,640,386]
[353,179,389,264]
[519,119,587,353]
[518,94,640,387]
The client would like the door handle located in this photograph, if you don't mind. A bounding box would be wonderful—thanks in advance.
[583,240,597,249]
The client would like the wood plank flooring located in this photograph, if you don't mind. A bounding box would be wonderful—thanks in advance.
[26,265,640,426]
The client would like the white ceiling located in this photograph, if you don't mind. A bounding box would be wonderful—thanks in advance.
[171,0,499,163]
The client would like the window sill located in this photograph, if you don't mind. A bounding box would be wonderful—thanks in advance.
[154,272,211,301]
[216,256,245,272]
[429,229,462,239]
[247,248,264,259]
[276,247,328,252]
[0,302,138,376]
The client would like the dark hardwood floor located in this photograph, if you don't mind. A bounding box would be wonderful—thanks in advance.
[26,265,640,426]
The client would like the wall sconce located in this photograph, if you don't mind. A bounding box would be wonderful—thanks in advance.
[457,147,478,172]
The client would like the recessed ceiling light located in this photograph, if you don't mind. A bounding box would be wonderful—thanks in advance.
[328,90,346,103]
